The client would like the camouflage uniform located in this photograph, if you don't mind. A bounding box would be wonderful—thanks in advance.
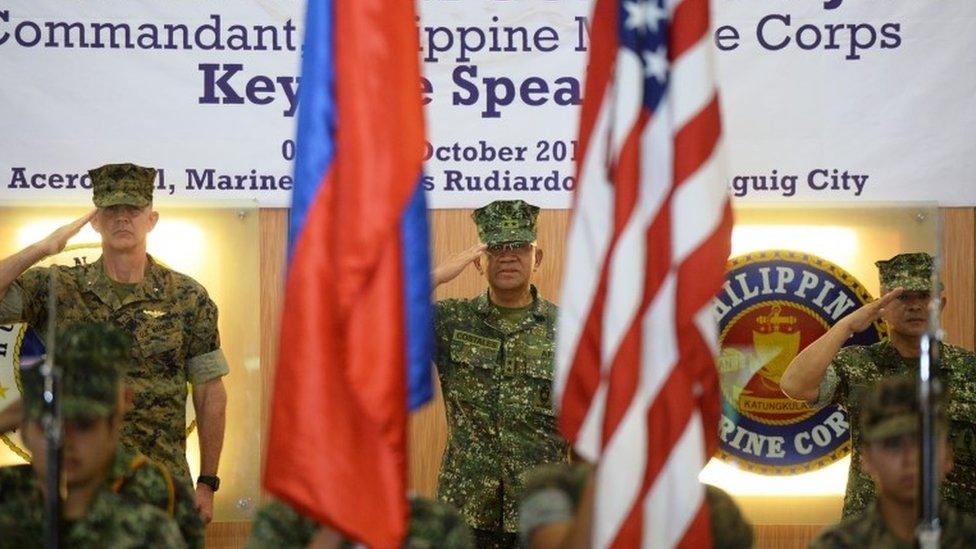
[0,469,187,549]
[434,200,569,545]
[810,376,976,548]
[518,463,754,549]
[109,445,205,548]
[0,322,187,548]
[245,496,475,548]
[810,502,976,548]
[813,253,976,516]
[0,163,229,487]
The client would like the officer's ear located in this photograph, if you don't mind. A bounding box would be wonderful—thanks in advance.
[147,207,159,232]
[533,247,544,270]
[474,255,485,276]
[90,209,104,235]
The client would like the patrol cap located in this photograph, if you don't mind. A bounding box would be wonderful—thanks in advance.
[21,323,133,420]
[859,375,944,443]
[472,199,540,245]
[875,252,935,293]
[89,162,155,208]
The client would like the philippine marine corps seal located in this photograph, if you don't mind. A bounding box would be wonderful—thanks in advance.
[714,250,885,474]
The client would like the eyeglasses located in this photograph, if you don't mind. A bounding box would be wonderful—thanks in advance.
[485,241,534,257]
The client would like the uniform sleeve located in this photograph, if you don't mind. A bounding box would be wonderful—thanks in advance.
[185,292,229,385]
[812,346,859,409]
[433,300,458,368]
[245,500,319,549]
[0,266,51,325]
[812,365,841,409]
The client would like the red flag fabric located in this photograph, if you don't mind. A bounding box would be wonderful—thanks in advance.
[554,0,733,546]
[263,0,429,547]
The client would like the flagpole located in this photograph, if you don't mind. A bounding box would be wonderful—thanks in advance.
[916,232,943,549]
[42,270,61,549]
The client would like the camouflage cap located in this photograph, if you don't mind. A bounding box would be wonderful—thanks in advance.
[875,252,935,292]
[471,199,540,245]
[89,163,155,208]
[859,375,944,443]
[21,323,133,420]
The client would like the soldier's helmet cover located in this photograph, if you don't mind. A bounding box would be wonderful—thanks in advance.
[859,375,945,443]
[89,163,156,208]
[472,199,541,245]
[21,323,133,420]
[875,252,935,293]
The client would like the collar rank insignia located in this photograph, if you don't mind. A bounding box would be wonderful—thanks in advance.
[143,310,166,319]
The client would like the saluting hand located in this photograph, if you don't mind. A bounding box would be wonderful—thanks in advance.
[37,210,96,257]
[432,243,487,287]
[840,288,904,334]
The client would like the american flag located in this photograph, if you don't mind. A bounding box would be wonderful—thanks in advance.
[553,0,732,546]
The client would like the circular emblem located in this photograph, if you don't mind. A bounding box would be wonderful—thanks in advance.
[0,242,196,463]
[715,250,885,474]
[0,324,43,460]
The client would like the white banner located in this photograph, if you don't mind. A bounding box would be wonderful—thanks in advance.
[0,0,973,208]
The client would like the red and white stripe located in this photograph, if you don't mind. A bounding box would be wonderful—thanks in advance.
[554,0,732,546]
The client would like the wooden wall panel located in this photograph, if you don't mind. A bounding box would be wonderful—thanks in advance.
[204,522,252,549]
[943,208,976,349]
[753,525,827,549]
[258,208,288,501]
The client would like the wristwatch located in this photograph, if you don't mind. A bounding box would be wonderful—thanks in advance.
[197,474,220,492]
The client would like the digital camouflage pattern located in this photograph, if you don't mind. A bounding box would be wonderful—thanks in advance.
[0,464,186,548]
[876,252,935,292]
[815,341,976,517]
[14,323,203,546]
[89,162,156,208]
[472,200,540,245]
[245,496,474,548]
[19,322,131,420]
[109,445,204,549]
[518,463,753,549]
[859,374,944,442]
[0,255,229,486]
[434,286,568,533]
[809,502,976,548]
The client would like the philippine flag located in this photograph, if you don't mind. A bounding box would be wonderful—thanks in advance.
[263,0,433,546]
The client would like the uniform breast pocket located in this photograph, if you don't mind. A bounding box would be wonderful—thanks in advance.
[523,353,557,417]
[448,339,497,401]
[134,320,184,370]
